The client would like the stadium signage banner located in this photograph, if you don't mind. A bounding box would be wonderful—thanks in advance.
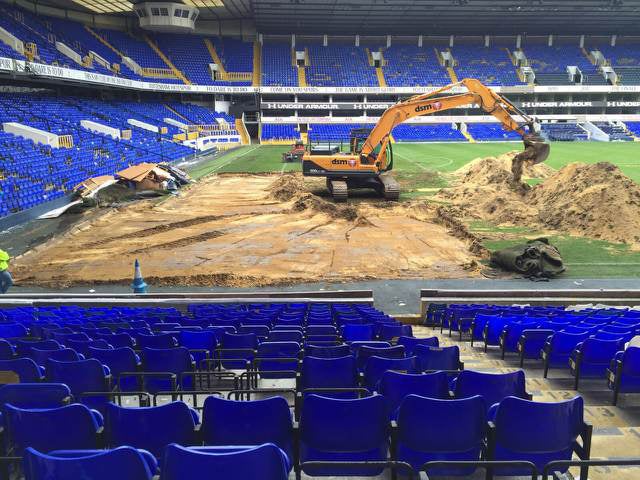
[261,102,394,110]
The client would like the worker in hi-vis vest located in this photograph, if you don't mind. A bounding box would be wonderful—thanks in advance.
[0,249,12,294]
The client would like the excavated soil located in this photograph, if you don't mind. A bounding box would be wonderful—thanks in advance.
[12,173,482,288]
[438,152,640,245]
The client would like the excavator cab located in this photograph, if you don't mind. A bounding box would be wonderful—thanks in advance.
[349,128,393,171]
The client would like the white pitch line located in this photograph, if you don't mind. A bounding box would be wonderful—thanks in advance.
[395,151,454,170]
[566,262,640,266]
[211,145,260,173]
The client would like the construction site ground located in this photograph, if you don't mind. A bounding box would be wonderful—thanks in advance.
[9,141,640,289]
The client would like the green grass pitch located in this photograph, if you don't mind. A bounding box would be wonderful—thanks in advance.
[188,141,640,278]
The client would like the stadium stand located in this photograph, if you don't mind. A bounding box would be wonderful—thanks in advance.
[0,301,619,477]
[540,122,589,141]
[594,122,634,141]
[465,123,521,141]
[304,44,377,87]
[261,42,297,86]
[382,45,450,87]
[308,123,375,142]
[452,45,522,86]
[260,124,299,142]
[392,124,466,142]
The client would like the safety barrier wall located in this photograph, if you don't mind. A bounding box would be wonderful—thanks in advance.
[2,122,59,147]
[0,27,24,55]
[80,119,121,139]
[55,41,82,65]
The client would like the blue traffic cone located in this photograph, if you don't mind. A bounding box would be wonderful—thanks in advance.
[131,259,148,294]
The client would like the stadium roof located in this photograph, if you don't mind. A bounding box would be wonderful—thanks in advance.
[40,0,640,35]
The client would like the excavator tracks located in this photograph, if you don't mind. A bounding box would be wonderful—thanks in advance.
[379,174,400,201]
[327,179,348,202]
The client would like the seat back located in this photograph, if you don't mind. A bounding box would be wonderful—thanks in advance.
[493,396,585,471]
[5,403,99,454]
[201,396,293,461]
[378,370,450,418]
[142,347,193,393]
[341,324,374,342]
[32,348,81,366]
[415,345,461,371]
[23,446,154,480]
[105,402,197,458]
[581,338,624,363]
[304,344,350,358]
[454,370,528,412]
[397,394,486,474]
[549,331,591,354]
[397,336,438,356]
[161,443,289,480]
[621,347,640,377]
[356,345,405,372]
[0,383,70,409]
[363,356,417,390]
[46,358,108,397]
[16,340,60,357]
[66,339,113,357]
[94,333,135,349]
[267,330,304,343]
[299,394,389,476]
[137,334,178,350]
[0,358,42,382]
[300,356,358,394]
[0,323,28,339]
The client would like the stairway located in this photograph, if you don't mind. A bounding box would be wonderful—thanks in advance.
[85,26,123,58]
[447,67,459,83]
[376,67,387,87]
[235,118,250,145]
[144,34,190,84]
[582,47,596,65]
[298,66,307,87]
[461,129,476,143]
[252,41,261,87]
[204,38,226,75]
[164,104,191,124]
[300,132,308,144]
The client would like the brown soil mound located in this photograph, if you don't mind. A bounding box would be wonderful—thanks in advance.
[455,151,556,180]
[292,193,358,221]
[439,158,640,245]
[269,174,307,201]
[530,162,640,243]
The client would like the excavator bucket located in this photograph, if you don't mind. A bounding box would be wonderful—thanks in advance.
[521,134,550,165]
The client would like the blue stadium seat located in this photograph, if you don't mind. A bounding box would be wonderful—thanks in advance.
[46,358,111,411]
[219,332,258,370]
[570,338,624,389]
[415,345,463,372]
[88,347,141,392]
[94,333,135,349]
[267,330,304,343]
[5,403,102,454]
[341,324,374,342]
[299,355,359,398]
[0,383,70,410]
[378,370,450,419]
[179,330,217,368]
[0,323,28,339]
[161,443,289,480]
[396,394,486,475]
[304,344,350,358]
[516,329,555,366]
[363,356,418,390]
[137,333,178,350]
[355,345,405,372]
[105,402,199,458]
[142,347,194,393]
[542,331,591,377]
[378,324,413,341]
[488,396,591,476]
[299,394,389,476]
[396,336,438,356]
[32,348,83,366]
[15,340,61,358]
[453,370,531,414]
[608,346,640,405]
[256,341,301,378]
[23,446,155,480]
[0,340,15,360]
[0,358,44,382]
[201,396,293,470]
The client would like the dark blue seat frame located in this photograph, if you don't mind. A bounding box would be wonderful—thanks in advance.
[569,338,624,390]
[517,329,554,367]
[607,346,640,405]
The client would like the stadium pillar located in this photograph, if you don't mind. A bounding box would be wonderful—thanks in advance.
[548,35,553,47]
[611,35,617,47]
[386,35,391,48]
[355,35,359,47]
[323,35,328,47]
[516,35,521,48]
[484,35,490,47]
[291,35,295,48]
[418,35,423,47]
[579,35,585,48]
[449,35,454,47]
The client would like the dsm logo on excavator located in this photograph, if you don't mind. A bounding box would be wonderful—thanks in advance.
[331,159,350,165]
[414,101,443,113]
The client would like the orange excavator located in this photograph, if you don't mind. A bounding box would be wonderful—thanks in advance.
[302,78,550,201]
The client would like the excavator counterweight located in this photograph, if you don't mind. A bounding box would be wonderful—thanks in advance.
[302,78,550,202]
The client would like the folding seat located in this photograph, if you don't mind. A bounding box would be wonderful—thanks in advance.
[274,318,304,329]
[453,370,531,414]
[569,338,624,389]
[415,345,463,372]
[378,370,449,419]
[299,394,389,476]
[563,325,599,335]
[201,396,293,469]
[341,324,374,342]
[355,345,405,373]
[592,331,634,343]
[89,347,140,392]
[267,330,303,343]
[16,339,61,357]
[161,443,289,480]
[105,402,198,458]
[499,320,539,359]
[608,346,640,405]
[299,355,359,398]
[377,323,412,341]
[0,323,28,339]
[469,314,495,346]
[94,333,135,349]
[46,358,111,410]
[32,348,82,366]
[0,358,44,382]
[23,446,155,480]
[0,383,70,411]
[305,325,337,337]
[600,325,636,335]
[542,331,591,377]
[142,347,194,393]
[137,333,178,350]
[4,403,102,454]
[488,396,591,477]
[0,339,15,360]
[396,394,486,475]
[304,344,350,358]
[483,316,510,351]
[52,332,91,344]
[66,339,113,357]
[179,330,217,368]
[256,342,301,378]
[219,332,257,370]
[238,325,270,338]
[363,356,418,390]
[396,336,438,356]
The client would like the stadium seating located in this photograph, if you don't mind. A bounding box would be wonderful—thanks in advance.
[569,338,624,389]
[594,122,634,141]
[260,124,299,142]
[541,122,589,141]
[305,44,377,87]
[453,44,522,86]
[383,45,450,86]
[466,123,521,141]
[262,41,297,86]
[392,124,466,142]
[608,347,640,405]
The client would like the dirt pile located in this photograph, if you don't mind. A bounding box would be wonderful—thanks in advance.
[292,193,358,221]
[530,162,640,243]
[455,151,555,180]
[269,174,307,201]
[440,157,640,245]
